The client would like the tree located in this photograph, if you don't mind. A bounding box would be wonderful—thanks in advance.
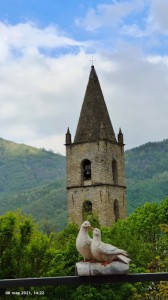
[0,198,167,299]
[0,211,56,288]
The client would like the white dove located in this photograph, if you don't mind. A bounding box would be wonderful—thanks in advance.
[76,221,94,261]
[91,228,130,265]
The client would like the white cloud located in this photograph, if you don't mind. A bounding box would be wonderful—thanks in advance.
[148,0,168,34]
[91,47,168,149]
[0,19,168,155]
[0,22,91,154]
[0,21,86,63]
[27,134,66,154]
[75,0,144,32]
[0,49,90,153]
[121,24,147,37]
[75,0,168,46]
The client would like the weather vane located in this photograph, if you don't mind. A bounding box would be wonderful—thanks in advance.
[89,56,96,66]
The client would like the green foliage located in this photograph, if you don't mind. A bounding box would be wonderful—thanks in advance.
[71,283,133,300]
[0,138,167,299]
[103,198,168,300]
[0,198,168,299]
[0,211,56,280]
[0,179,67,231]
[0,138,65,193]
[0,138,67,230]
[84,212,100,228]
[0,138,168,231]
[125,140,168,179]
[125,139,168,214]
[38,198,168,299]
[101,198,168,268]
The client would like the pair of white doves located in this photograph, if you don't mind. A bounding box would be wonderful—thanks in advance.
[76,221,130,265]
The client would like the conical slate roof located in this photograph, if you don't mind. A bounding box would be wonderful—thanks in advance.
[74,66,116,144]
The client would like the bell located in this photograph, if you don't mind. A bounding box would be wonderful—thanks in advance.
[86,169,90,175]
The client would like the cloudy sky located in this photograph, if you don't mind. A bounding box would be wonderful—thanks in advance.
[0,0,168,154]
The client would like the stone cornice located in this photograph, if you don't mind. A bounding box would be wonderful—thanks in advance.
[67,183,126,189]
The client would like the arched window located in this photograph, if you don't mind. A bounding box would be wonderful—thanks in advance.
[112,159,118,184]
[82,159,91,180]
[83,201,92,219]
[114,199,119,222]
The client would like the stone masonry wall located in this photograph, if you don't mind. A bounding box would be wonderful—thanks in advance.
[66,140,126,227]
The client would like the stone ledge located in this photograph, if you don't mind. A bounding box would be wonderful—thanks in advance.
[67,184,126,189]
[76,261,129,276]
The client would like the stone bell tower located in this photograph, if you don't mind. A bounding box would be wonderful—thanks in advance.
[65,66,126,227]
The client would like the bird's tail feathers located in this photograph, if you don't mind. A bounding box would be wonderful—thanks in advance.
[117,255,131,264]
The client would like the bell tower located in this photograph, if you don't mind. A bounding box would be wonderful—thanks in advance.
[65,66,126,227]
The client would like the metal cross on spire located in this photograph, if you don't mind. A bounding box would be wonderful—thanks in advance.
[89,56,96,66]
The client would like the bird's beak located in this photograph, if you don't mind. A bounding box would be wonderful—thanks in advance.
[89,226,94,231]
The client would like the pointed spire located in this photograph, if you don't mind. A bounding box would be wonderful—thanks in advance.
[118,128,124,146]
[65,127,71,145]
[89,65,98,80]
[74,66,117,144]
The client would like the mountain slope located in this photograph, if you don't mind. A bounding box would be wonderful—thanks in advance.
[125,139,168,179]
[0,138,65,192]
[0,138,67,231]
[0,179,67,231]
[125,139,168,213]
[0,137,167,230]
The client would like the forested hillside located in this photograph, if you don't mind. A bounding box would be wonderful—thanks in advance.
[125,139,168,213]
[0,138,65,192]
[0,138,167,230]
[0,138,66,231]
[0,179,67,232]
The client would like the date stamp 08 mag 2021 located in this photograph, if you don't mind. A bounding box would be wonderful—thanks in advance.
[5,290,45,296]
